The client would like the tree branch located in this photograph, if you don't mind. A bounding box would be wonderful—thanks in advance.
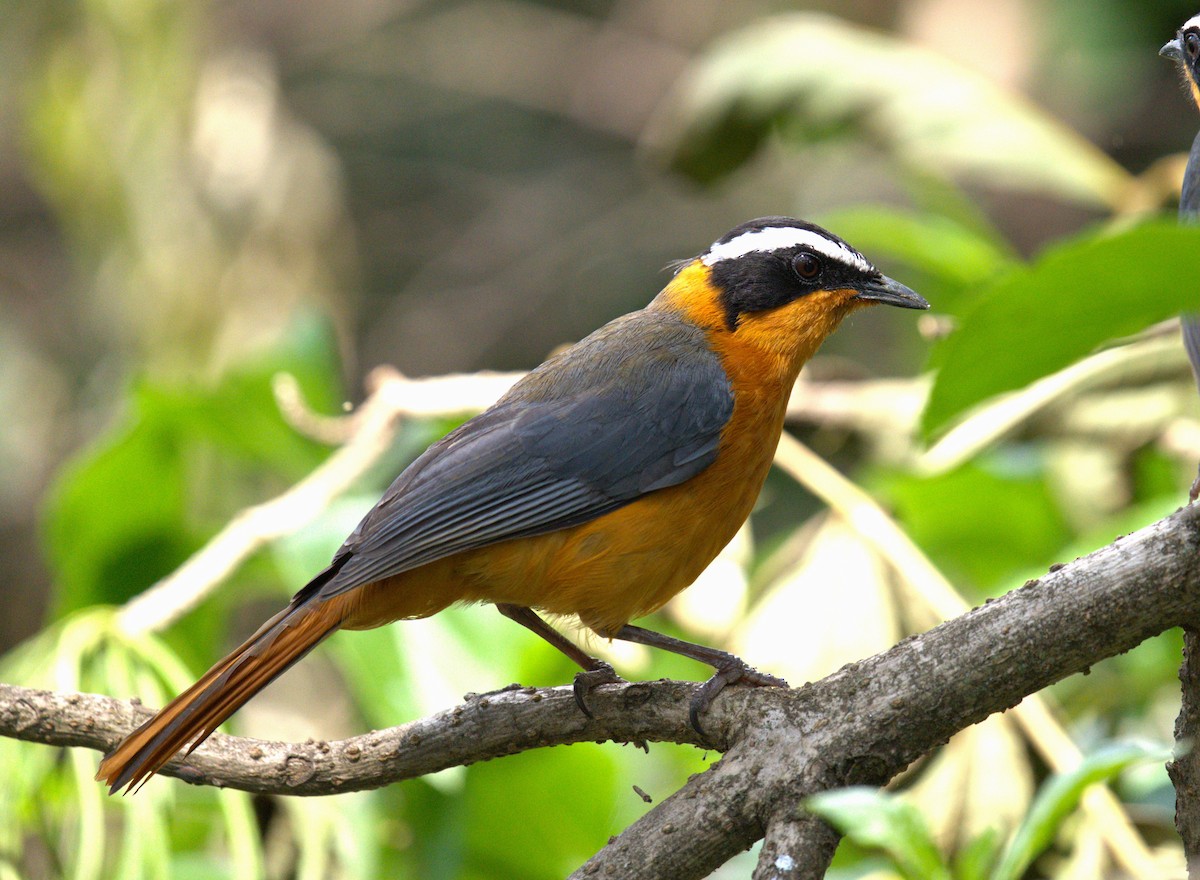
[571,502,1200,879]
[0,680,708,795]
[5,504,1200,877]
[1169,626,1200,875]
[773,433,1158,877]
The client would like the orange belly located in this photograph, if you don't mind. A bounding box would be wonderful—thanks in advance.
[342,381,789,637]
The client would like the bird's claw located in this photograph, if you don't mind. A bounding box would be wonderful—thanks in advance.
[573,662,626,717]
[689,662,788,735]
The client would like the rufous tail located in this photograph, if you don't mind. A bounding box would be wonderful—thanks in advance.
[97,593,346,794]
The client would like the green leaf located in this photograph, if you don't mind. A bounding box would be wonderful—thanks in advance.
[42,400,194,613]
[819,205,1018,314]
[991,742,1167,880]
[822,206,1015,288]
[806,787,951,880]
[953,826,1001,880]
[922,221,1200,437]
[649,14,1130,208]
[877,458,1071,591]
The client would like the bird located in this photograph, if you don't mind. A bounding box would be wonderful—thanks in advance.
[96,216,929,793]
[1161,16,1200,500]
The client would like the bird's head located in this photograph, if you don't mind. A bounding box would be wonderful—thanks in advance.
[1162,15,1200,109]
[655,217,928,370]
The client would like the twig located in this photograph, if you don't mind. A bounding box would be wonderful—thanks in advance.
[752,815,839,880]
[274,368,527,444]
[368,367,522,418]
[0,680,705,796]
[784,374,927,440]
[271,374,358,446]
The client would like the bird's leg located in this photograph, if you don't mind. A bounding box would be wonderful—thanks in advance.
[494,604,625,715]
[607,624,788,734]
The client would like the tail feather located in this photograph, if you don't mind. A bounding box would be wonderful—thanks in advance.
[97,597,345,794]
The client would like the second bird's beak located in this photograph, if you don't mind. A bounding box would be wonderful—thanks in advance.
[1162,37,1184,62]
[853,275,930,311]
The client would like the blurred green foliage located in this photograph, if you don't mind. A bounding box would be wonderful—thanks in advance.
[810,743,1168,880]
[880,459,1072,590]
[649,13,1130,207]
[4,3,1200,879]
[43,315,342,616]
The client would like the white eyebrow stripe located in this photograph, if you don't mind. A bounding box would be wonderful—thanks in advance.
[701,227,873,272]
[1186,14,1200,31]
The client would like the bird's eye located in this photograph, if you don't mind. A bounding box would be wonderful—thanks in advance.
[792,251,822,281]
[1187,31,1200,58]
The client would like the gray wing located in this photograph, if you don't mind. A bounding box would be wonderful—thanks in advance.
[318,310,733,596]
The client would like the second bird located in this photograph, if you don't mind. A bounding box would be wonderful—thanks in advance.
[1162,15,1200,499]
[98,216,929,793]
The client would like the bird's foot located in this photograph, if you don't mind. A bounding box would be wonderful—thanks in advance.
[1190,466,1200,504]
[690,661,788,735]
[573,661,626,717]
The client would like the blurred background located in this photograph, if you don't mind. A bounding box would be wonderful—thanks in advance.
[5,0,1200,877]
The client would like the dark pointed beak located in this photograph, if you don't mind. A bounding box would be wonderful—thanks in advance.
[853,275,929,310]
[1162,37,1184,62]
